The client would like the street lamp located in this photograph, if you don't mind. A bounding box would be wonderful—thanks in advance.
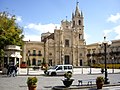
[27,52,30,75]
[112,57,115,73]
[89,56,92,74]
[99,36,111,84]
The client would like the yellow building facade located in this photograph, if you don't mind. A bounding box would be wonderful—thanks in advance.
[22,41,44,66]
[86,39,120,69]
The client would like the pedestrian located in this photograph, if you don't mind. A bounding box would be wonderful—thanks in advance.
[7,62,17,77]
[101,68,104,74]
[7,65,12,77]
[7,64,10,76]
[11,65,17,77]
[14,65,18,76]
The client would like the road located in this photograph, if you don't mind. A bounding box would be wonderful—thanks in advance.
[18,67,120,75]
[0,72,120,90]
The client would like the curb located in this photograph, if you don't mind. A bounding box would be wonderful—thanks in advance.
[52,84,120,90]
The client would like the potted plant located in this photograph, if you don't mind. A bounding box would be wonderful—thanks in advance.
[96,76,104,89]
[27,77,38,90]
[62,72,74,87]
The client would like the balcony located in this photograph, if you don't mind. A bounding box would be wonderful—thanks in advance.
[87,53,91,57]
[29,54,42,56]
[38,54,42,56]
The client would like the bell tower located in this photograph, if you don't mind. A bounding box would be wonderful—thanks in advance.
[71,2,86,66]
[72,2,84,44]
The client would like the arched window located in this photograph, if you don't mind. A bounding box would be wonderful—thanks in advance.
[28,50,31,55]
[32,58,36,65]
[65,39,69,47]
[73,20,75,26]
[79,34,83,39]
[78,20,81,25]
[38,50,42,56]
[33,50,36,56]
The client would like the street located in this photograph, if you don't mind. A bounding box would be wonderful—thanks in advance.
[0,68,120,90]
[18,67,120,75]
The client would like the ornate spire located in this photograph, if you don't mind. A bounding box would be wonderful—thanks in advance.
[66,16,68,21]
[81,11,83,17]
[75,1,80,17]
[72,12,74,19]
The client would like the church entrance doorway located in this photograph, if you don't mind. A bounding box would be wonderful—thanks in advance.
[64,55,70,64]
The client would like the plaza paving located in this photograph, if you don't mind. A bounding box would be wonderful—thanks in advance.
[0,68,120,90]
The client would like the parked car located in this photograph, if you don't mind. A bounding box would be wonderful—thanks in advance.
[45,64,73,76]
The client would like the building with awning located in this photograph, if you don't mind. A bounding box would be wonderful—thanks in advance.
[2,45,22,74]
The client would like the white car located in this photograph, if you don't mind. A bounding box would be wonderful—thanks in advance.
[46,64,73,76]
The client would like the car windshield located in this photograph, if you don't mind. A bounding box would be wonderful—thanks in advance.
[52,66,58,69]
[48,66,58,69]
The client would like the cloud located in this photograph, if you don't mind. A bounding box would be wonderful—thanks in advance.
[103,29,113,37]
[16,16,22,22]
[23,34,41,41]
[102,25,120,40]
[24,23,60,33]
[107,13,120,23]
[114,25,120,39]
[24,23,60,41]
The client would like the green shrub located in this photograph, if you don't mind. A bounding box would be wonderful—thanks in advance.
[96,76,104,83]
[64,72,72,80]
[27,77,38,85]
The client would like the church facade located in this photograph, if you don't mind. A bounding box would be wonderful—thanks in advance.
[22,3,87,67]
[22,3,120,68]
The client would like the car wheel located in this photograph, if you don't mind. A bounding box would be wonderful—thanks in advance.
[51,72,56,76]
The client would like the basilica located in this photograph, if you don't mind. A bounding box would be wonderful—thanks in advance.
[22,3,120,68]
[22,3,86,67]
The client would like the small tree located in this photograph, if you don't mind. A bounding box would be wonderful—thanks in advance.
[0,11,24,66]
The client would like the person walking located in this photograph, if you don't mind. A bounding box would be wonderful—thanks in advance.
[7,64,13,77]
[7,64,10,76]
[14,65,18,76]
[11,65,17,77]
[7,62,17,77]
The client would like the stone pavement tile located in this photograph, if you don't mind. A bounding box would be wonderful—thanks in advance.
[0,75,28,90]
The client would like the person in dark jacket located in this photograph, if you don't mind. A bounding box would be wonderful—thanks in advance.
[7,64,10,76]
[11,65,17,77]
[7,62,17,77]
[7,65,13,76]
[101,68,104,74]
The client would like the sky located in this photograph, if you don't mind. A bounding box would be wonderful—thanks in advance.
[0,0,120,44]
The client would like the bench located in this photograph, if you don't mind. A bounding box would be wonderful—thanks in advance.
[78,79,96,86]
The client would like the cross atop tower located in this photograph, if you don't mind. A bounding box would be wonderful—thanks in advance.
[66,16,68,21]
[75,0,80,17]
[77,0,79,5]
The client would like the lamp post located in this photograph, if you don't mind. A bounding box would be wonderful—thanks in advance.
[100,36,111,84]
[27,52,30,75]
[104,41,109,84]
[112,57,114,73]
[90,56,92,74]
